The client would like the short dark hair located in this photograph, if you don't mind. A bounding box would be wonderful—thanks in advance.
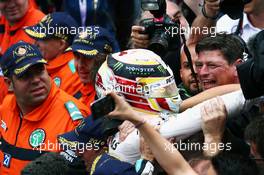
[211,152,259,175]
[21,152,87,175]
[195,33,244,64]
[245,118,264,158]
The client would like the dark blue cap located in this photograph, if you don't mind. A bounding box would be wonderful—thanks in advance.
[67,26,119,58]
[58,116,107,150]
[92,153,138,175]
[0,41,47,77]
[24,12,78,44]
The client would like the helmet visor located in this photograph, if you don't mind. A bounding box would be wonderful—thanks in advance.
[137,76,179,98]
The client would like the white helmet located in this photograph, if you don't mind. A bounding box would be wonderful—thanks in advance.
[95,49,182,113]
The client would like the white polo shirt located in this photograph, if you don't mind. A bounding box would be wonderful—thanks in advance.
[216,13,262,43]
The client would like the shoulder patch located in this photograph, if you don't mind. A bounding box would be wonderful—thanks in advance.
[68,59,76,73]
[29,129,46,148]
[1,120,7,131]
[65,101,83,121]
[54,77,61,87]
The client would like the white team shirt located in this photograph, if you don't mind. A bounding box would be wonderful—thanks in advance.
[216,13,262,43]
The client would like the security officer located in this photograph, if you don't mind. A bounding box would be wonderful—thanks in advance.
[67,26,119,107]
[24,12,84,99]
[0,0,44,54]
[0,41,90,175]
[0,0,45,104]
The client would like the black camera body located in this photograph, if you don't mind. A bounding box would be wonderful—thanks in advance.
[91,94,123,136]
[91,94,115,119]
[220,0,252,19]
[140,0,181,56]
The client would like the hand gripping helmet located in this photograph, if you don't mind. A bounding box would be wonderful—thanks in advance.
[95,49,182,113]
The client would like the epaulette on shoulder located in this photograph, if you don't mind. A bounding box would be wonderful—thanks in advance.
[65,101,83,121]
[68,59,76,73]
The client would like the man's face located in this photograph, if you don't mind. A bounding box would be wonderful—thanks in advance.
[0,0,28,24]
[195,50,238,90]
[180,45,200,94]
[35,39,63,61]
[11,64,51,108]
[244,0,264,15]
[74,53,95,84]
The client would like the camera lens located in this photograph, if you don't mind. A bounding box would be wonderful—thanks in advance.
[148,31,169,56]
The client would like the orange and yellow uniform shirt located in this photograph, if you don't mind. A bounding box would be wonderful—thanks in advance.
[47,51,84,99]
[0,1,44,54]
[0,76,8,105]
[0,1,44,104]
[79,83,96,110]
[0,82,90,175]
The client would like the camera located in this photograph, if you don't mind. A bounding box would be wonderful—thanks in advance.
[91,94,115,119]
[90,94,123,136]
[220,0,252,19]
[140,0,181,57]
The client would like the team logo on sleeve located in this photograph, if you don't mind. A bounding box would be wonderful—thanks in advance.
[54,77,61,87]
[1,120,7,131]
[29,129,46,148]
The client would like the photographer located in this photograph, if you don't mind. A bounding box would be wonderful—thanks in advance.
[131,0,189,84]
[237,30,264,99]
[216,0,264,42]
[189,0,264,44]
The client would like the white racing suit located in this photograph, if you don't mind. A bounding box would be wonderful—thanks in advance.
[108,90,246,164]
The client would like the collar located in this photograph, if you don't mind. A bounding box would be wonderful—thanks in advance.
[178,83,193,97]
[46,51,74,73]
[4,2,34,34]
[243,13,260,31]
[80,83,95,96]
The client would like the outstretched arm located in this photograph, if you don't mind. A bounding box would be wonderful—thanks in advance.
[180,84,240,112]
[107,92,197,175]
[160,90,245,139]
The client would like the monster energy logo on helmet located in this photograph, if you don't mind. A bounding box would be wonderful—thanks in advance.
[107,53,170,80]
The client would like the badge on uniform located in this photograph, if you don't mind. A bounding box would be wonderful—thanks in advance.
[68,59,76,73]
[65,101,83,121]
[54,77,61,87]
[3,153,11,168]
[29,129,46,148]
[1,120,7,131]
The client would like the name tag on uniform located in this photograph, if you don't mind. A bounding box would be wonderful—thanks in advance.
[3,153,11,168]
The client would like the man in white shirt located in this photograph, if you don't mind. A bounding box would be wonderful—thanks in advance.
[216,0,264,42]
[189,0,264,44]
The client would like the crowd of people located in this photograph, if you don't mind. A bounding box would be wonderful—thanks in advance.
[0,0,263,174]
